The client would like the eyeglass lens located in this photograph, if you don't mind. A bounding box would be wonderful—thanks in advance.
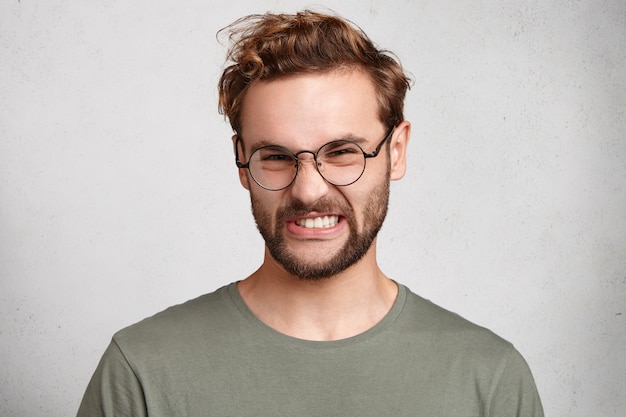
[248,140,367,190]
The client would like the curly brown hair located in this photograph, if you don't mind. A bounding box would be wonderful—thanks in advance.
[217,10,411,134]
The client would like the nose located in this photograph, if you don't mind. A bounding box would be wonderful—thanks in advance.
[289,153,330,206]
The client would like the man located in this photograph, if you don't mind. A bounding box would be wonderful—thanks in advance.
[78,10,543,416]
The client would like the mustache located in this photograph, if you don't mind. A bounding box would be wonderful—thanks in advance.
[276,198,354,219]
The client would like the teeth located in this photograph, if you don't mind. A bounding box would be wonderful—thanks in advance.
[296,215,339,229]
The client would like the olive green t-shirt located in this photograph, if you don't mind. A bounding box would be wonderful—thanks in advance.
[77,283,543,416]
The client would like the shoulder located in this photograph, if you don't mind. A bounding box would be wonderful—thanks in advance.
[112,283,241,354]
[392,286,544,415]
[395,285,538,387]
[397,285,516,359]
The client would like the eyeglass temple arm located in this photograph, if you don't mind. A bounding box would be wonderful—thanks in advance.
[363,127,395,159]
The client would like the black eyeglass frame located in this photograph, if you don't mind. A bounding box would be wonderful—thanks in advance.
[234,127,395,191]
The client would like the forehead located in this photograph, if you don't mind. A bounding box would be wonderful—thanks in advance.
[239,69,382,148]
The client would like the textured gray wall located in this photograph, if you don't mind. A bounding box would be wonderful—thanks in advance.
[1,1,624,416]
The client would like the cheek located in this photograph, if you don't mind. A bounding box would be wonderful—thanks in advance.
[338,188,368,227]
[347,173,390,225]
[250,190,272,231]
[250,188,284,227]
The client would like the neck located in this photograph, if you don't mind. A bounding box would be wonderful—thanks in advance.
[237,242,398,341]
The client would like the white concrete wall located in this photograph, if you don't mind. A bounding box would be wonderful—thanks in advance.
[1,1,624,416]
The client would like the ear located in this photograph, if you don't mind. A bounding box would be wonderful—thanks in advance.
[389,121,410,181]
[232,134,251,190]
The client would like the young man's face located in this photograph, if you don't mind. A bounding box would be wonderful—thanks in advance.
[236,69,408,280]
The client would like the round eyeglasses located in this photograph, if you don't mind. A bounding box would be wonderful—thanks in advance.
[235,128,394,191]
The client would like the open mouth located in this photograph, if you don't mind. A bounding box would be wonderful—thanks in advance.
[295,215,340,229]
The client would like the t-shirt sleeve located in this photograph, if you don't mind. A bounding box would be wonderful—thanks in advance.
[488,347,544,417]
[76,339,148,417]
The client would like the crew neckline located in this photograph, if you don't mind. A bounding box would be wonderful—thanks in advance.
[227,281,407,349]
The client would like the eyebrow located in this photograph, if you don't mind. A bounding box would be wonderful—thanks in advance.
[241,134,370,154]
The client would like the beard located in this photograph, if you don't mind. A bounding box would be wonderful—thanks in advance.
[250,177,390,281]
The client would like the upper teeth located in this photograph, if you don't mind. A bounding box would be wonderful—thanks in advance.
[296,215,339,229]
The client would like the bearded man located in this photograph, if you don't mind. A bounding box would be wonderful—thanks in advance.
[78,10,544,417]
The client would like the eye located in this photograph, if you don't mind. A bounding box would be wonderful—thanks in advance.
[262,153,292,161]
[320,141,361,159]
[330,148,354,157]
[254,147,295,164]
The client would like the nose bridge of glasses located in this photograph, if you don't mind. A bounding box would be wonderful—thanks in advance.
[294,150,322,168]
